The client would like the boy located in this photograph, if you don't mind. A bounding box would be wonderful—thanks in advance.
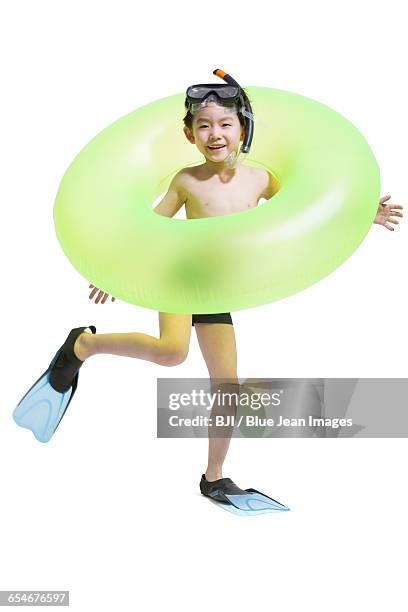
[16,74,403,504]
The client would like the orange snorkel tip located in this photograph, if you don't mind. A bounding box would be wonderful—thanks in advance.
[213,68,227,80]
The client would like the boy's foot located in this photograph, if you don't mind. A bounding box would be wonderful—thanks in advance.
[50,326,96,392]
[200,474,248,501]
[73,327,95,361]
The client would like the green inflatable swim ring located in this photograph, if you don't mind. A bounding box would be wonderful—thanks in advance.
[54,87,380,313]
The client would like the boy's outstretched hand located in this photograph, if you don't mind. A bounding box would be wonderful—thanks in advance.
[374,194,403,231]
[88,284,116,304]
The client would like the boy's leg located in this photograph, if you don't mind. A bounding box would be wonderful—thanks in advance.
[74,313,192,366]
[194,322,238,481]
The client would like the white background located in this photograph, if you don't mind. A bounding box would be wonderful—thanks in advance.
[1,1,407,610]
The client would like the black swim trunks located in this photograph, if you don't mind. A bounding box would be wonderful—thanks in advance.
[192,313,233,326]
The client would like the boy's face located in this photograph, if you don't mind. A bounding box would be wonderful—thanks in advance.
[184,102,244,163]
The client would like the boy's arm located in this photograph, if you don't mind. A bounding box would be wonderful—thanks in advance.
[260,171,280,200]
[153,172,186,218]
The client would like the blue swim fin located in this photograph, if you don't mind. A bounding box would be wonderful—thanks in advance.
[200,475,290,515]
[222,488,290,513]
[13,369,76,443]
[13,326,96,443]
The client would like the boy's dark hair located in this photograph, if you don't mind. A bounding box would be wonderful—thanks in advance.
[183,87,252,131]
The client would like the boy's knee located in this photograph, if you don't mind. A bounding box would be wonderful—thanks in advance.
[157,345,188,367]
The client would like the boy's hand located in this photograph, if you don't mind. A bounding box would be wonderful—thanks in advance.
[88,284,116,304]
[374,194,403,231]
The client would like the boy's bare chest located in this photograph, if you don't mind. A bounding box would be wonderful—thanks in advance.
[184,176,261,218]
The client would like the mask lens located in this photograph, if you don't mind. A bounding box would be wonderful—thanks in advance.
[188,86,212,99]
[216,85,239,99]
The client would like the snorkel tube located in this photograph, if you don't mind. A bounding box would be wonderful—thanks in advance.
[213,68,254,163]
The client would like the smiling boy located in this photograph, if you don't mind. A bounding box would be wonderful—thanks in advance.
[15,70,403,510]
[79,82,403,505]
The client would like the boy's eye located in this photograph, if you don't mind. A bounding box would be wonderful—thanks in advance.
[198,125,209,129]
[222,123,232,127]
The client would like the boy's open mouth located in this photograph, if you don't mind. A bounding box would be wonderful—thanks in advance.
[208,145,226,150]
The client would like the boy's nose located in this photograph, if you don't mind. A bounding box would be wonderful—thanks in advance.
[209,128,222,140]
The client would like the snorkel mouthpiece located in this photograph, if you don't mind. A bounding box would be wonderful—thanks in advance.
[224,148,248,170]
